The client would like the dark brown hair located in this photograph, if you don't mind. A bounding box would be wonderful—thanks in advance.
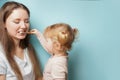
[0,1,42,80]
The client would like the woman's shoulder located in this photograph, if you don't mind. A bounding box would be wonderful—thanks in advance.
[0,44,7,61]
[0,44,8,68]
[0,44,5,56]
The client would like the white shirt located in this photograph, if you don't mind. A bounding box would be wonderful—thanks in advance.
[0,45,35,80]
[43,56,68,80]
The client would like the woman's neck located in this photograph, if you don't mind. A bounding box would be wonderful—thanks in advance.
[13,39,20,47]
[15,46,24,60]
[14,39,24,60]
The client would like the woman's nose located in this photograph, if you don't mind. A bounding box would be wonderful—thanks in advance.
[20,22,26,28]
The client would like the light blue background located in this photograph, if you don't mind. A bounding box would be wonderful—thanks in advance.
[0,0,120,80]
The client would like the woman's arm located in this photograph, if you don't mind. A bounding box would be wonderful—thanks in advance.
[0,52,6,80]
[37,76,43,80]
[54,78,66,80]
[0,75,5,80]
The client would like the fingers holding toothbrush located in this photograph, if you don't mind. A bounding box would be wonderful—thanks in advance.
[27,29,38,34]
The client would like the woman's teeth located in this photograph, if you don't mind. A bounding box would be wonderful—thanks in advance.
[18,30,30,34]
[18,31,25,34]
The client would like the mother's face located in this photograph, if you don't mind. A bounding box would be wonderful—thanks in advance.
[5,8,30,41]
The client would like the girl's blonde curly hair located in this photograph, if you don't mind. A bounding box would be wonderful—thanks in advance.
[44,23,78,51]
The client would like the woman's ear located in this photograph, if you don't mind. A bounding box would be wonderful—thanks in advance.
[4,24,7,30]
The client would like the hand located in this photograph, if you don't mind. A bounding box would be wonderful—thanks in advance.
[27,29,39,34]
[27,29,41,37]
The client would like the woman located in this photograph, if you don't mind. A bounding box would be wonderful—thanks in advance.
[0,1,42,80]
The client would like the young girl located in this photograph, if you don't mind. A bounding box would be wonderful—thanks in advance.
[29,23,78,80]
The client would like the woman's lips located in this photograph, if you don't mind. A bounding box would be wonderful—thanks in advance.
[18,31,31,35]
[18,31,26,34]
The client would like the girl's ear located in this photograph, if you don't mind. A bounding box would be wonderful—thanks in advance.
[53,41,61,50]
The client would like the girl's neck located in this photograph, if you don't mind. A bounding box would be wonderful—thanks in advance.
[53,51,68,57]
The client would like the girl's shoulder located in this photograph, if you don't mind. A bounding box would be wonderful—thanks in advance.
[51,56,68,64]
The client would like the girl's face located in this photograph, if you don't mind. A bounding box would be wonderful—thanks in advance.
[5,8,30,41]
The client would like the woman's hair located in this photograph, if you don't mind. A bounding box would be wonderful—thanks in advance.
[44,23,78,51]
[0,1,42,80]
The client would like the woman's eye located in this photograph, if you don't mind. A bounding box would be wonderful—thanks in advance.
[13,21,20,24]
[25,20,29,23]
